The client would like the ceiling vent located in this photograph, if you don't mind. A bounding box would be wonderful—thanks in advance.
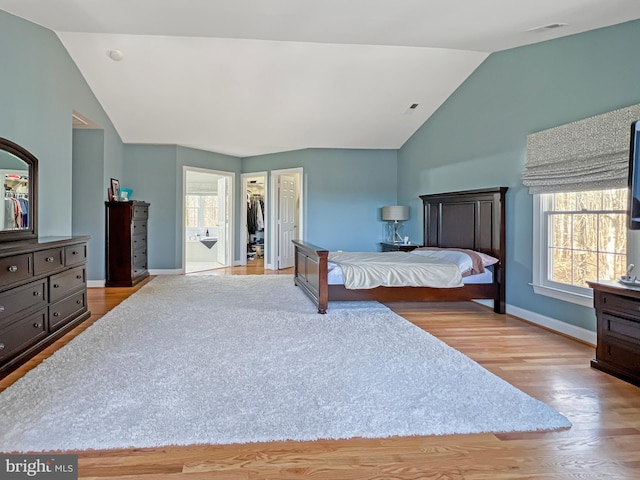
[403,103,420,115]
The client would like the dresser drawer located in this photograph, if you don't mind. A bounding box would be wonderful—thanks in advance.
[0,279,47,325]
[597,339,640,378]
[50,266,86,303]
[33,248,64,275]
[0,309,47,363]
[0,253,32,288]
[133,249,147,269]
[133,204,149,220]
[49,291,86,332]
[132,233,147,251]
[132,220,147,236]
[65,244,87,266]
[599,292,640,318]
[602,312,640,343]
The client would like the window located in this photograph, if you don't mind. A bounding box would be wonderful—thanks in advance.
[186,194,219,229]
[533,188,627,306]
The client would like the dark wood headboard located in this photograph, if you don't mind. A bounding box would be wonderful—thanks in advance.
[420,187,507,295]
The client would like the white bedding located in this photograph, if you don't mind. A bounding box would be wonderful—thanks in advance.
[327,251,463,290]
[327,249,494,288]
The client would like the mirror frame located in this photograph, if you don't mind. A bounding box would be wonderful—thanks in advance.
[0,137,38,242]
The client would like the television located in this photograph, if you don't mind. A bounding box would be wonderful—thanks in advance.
[629,120,640,229]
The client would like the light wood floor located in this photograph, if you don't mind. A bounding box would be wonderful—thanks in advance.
[2,263,639,479]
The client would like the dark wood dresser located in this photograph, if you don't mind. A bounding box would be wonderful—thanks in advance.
[588,280,640,387]
[0,236,90,377]
[380,242,422,252]
[106,201,149,287]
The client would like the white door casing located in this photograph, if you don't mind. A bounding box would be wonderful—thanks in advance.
[278,174,296,269]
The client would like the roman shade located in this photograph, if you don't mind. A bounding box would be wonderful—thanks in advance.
[522,103,640,194]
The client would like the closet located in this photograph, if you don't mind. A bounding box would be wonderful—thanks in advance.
[2,171,29,230]
[246,179,265,261]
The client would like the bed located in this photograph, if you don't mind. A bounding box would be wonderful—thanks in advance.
[293,187,507,314]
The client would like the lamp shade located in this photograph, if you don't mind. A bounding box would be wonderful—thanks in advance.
[381,205,409,221]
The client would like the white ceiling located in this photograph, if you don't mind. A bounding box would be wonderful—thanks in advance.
[2,1,640,157]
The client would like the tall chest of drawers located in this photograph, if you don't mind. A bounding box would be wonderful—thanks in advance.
[0,236,90,377]
[105,201,150,287]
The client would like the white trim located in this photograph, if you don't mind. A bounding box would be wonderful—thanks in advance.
[531,283,593,307]
[531,191,627,307]
[269,167,304,271]
[87,280,105,288]
[474,299,597,346]
[182,166,235,273]
[149,269,182,275]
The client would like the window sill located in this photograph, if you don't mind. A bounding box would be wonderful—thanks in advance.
[530,283,593,308]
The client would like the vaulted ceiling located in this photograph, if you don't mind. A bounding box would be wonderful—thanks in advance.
[2,1,639,157]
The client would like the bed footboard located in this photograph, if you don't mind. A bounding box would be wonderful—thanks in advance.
[292,240,329,314]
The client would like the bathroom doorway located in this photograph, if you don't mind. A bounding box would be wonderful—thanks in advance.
[183,167,234,274]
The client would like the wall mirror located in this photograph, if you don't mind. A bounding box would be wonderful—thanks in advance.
[0,138,37,241]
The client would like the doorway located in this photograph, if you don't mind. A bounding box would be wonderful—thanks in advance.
[183,167,234,274]
[240,172,267,268]
[270,168,303,270]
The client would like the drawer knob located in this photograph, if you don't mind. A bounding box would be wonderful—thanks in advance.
[33,322,41,328]
[7,265,18,273]
[53,283,60,288]
[0,343,4,351]
[33,291,41,296]
[46,256,54,263]
[76,275,82,279]
[76,299,82,305]
[53,312,60,317]
[72,251,78,255]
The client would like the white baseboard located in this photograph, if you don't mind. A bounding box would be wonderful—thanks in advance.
[474,299,596,346]
[87,280,105,288]
[149,269,183,275]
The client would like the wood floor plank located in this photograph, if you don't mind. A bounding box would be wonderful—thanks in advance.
[2,263,640,479]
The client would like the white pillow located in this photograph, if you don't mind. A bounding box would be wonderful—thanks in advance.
[409,249,474,274]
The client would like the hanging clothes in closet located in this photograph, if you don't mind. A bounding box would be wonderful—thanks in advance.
[247,195,264,235]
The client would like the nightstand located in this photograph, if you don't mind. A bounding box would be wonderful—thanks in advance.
[380,242,422,252]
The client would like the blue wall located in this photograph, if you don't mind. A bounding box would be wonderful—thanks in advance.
[122,144,242,271]
[0,11,125,241]
[398,20,640,331]
[243,148,398,252]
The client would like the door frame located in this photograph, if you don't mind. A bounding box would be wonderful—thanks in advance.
[182,166,235,273]
[240,171,268,267]
[269,167,304,270]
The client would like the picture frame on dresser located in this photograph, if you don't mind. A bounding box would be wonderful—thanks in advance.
[110,178,120,201]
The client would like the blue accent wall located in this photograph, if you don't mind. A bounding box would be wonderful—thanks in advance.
[243,148,398,252]
[398,20,640,331]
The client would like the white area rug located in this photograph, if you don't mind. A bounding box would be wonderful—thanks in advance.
[0,275,570,452]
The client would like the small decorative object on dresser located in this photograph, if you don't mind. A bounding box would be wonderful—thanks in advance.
[105,200,149,287]
[380,242,422,252]
[588,280,640,387]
